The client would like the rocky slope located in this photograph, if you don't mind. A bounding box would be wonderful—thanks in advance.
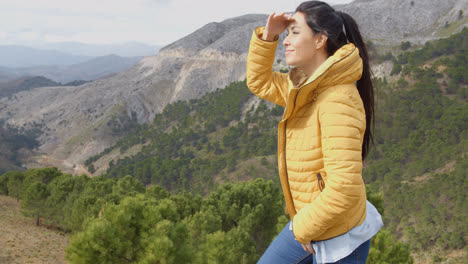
[336,0,468,45]
[0,0,466,175]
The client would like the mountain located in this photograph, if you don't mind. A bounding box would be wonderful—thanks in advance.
[0,119,41,175]
[0,45,92,68]
[0,14,271,174]
[0,0,466,175]
[335,0,468,44]
[0,67,19,83]
[0,55,143,83]
[0,76,91,99]
[0,76,60,98]
[32,41,162,57]
[0,42,161,69]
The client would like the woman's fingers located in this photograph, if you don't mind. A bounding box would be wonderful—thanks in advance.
[307,243,316,255]
[268,13,293,29]
[263,11,295,40]
[301,242,316,255]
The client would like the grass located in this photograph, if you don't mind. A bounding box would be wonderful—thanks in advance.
[437,16,468,38]
[64,101,127,147]
[411,248,468,264]
[93,142,147,176]
[0,195,70,264]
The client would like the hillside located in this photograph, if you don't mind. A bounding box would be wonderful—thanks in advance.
[0,76,61,98]
[82,27,468,263]
[0,120,41,175]
[0,168,412,264]
[0,195,69,263]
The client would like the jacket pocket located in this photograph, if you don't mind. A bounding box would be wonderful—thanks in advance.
[317,172,325,192]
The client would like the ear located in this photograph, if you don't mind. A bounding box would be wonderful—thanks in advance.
[315,33,328,50]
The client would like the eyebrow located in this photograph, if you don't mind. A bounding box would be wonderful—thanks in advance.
[288,25,301,31]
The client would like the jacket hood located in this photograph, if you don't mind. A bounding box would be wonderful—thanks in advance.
[288,43,363,91]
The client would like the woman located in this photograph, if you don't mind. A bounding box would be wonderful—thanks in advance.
[246,1,383,263]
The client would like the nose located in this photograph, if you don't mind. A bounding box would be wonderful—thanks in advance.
[283,35,290,47]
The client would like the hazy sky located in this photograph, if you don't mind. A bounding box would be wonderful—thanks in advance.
[0,0,354,47]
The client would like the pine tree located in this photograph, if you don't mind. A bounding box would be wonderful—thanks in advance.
[22,181,49,226]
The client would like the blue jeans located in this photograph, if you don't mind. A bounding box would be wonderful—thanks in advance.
[257,221,371,264]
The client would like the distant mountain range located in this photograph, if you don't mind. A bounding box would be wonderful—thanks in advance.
[0,42,161,68]
[0,54,143,83]
[0,45,92,68]
[32,42,162,57]
[0,76,91,99]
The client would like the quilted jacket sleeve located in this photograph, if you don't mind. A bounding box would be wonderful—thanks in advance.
[246,27,289,107]
[292,89,366,244]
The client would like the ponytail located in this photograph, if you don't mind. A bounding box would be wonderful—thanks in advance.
[338,11,375,162]
[296,1,375,161]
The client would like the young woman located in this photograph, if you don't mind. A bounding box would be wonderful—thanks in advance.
[246,1,383,263]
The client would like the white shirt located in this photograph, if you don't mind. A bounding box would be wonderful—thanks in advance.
[290,200,384,263]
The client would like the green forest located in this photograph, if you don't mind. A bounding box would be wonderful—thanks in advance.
[85,79,282,195]
[0,120,41,174]
[0,168,411,263]
[1,27,467,263]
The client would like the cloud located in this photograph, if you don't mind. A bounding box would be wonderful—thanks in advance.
[0,0,354,46]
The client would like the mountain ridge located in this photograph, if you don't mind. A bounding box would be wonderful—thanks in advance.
[0,42,161,68]
[0,54,143,83]
[0,45,92,68]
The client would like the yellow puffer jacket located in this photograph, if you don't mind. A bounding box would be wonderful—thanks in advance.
[246,27,367,244]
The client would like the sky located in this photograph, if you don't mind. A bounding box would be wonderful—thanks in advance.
[0,0,354,47]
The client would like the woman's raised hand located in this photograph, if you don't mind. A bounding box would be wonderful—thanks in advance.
[262,12,295,41]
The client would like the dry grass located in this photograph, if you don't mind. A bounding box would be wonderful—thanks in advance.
[0,195,70,264]
[93,142,148,176]
[401,160,457,185]
[217,155,278,184]
[411,248,468,264]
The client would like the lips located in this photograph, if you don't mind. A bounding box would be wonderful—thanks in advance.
[285,50,294,55]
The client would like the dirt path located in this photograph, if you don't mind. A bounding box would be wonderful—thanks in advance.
[36,154,91,177]
[0,195,70,264]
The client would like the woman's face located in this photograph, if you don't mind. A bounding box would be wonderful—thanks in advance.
[283,12,324,71]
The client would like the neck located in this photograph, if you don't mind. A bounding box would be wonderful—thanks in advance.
[301,50,329,78]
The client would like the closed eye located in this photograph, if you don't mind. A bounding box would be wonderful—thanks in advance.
[286,31,299,36]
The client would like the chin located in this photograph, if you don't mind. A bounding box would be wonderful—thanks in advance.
[285,58,298,67]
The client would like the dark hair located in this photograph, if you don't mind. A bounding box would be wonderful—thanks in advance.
[296,1,375,161]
